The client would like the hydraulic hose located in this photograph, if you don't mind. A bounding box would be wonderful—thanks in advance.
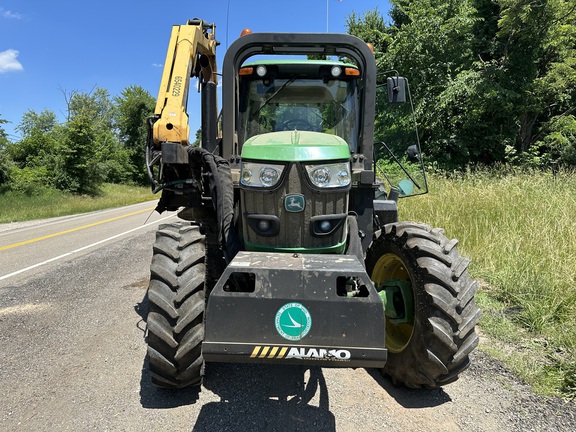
[187,147,242,262]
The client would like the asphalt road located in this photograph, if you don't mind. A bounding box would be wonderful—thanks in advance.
[0,203,574,431]
[0,201,172,284]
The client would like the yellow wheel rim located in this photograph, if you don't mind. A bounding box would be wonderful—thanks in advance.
[371,253,414,353]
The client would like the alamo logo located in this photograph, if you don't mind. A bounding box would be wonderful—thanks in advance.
[250,345,351,361]
[286,347,351,360]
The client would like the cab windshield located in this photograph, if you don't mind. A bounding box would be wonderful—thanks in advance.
[238,67,359,151]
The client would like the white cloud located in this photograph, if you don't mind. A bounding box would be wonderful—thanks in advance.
[1,8,22,19]
[0,49,24,73]
[152,63,163,68]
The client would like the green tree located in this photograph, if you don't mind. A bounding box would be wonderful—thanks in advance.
[7,110,57,170]
[5,125,64,195]
[65,87,115,132]
[16,109,57,138]
[5,109,61,192]
[0,116,9,146]
[56,112,104,194]
[348,2,480,164]
[347,0,576,167]
[114,85,156,184]
[3,86,159,195]
[61,87,130,190]
[193,128,202,146]
[0,116,13,189]
[43,87,116,193]
[346,8,390,72]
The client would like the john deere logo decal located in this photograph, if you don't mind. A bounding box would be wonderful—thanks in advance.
[275,302,312,341]
[285,194,305,212]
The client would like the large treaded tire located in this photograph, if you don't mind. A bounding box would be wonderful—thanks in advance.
[365,222,481,388]
[146,222,206,389]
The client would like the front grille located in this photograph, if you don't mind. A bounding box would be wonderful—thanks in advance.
[241,164,348,250]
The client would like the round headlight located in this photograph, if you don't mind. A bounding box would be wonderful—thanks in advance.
[241,168,252,185]
[259,167,279,187]
[311,167,331,187]
[337,169,350,186]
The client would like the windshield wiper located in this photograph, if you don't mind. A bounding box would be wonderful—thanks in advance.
[250,77,297,120]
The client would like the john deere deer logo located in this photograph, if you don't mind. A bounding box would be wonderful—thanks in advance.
[285,194,305,212]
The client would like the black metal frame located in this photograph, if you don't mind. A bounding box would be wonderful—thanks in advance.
[221,32,377,171]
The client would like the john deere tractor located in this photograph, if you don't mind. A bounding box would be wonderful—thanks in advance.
[145,20,481,389]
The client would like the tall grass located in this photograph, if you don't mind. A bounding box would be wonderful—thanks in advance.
[400,169,576,398]
[0,184,157,223]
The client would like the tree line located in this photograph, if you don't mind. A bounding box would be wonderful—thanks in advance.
[1,1,574,198]
[0,86,156,195]
[347,0,576,169]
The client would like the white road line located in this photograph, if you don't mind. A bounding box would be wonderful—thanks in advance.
[0,200,158,237]
[0,213,176,282]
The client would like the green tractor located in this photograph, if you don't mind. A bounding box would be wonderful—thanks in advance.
[145,20,481,389]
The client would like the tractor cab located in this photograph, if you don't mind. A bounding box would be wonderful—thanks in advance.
[233,60,364,253]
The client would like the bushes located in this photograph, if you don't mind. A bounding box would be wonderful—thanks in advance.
[1,85,155,196]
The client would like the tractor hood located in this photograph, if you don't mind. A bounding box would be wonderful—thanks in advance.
[241,131,351,162]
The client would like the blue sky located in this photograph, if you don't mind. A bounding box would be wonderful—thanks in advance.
[0,0,390,141]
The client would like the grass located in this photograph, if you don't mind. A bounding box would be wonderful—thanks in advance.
[400,168,576,399]
[0,183,157,224]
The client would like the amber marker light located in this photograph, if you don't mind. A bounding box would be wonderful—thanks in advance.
[366,42,374,53]
[240,28,253,37]
[345,68,360,77]
[239,67,254,75]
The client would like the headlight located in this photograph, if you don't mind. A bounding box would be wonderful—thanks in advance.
[305,162,351,188]
[240,162,285,188]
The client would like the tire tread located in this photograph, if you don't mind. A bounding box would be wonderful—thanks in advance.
[367,222,481,388]
[146,222,206,389]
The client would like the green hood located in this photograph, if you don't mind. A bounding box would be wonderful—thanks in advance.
[241,131,351,162]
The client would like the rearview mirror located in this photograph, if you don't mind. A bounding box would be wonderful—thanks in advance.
[387,77,406,103]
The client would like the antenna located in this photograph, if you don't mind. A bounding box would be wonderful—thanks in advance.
[226,0,231,48]
[326,0,329,32]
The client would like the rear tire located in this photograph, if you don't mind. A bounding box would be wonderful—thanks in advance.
[365,222,481,388]
[146,222,206,389]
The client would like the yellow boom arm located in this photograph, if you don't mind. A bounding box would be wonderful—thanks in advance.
[153,20,218,146]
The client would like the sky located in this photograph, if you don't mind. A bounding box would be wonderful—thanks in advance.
[0,0,390,141]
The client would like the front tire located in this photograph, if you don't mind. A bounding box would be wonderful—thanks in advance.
[365,222,481,388]
[146,222,206,389]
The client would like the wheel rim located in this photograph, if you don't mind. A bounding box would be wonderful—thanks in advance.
[371,253,415,353]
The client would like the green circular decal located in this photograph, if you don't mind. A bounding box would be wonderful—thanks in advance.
[275,302,312,341]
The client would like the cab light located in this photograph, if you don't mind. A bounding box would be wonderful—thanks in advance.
[240,28,252,37]
[256,65,267,77]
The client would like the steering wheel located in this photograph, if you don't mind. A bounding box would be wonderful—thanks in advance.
[280,118,315,131]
